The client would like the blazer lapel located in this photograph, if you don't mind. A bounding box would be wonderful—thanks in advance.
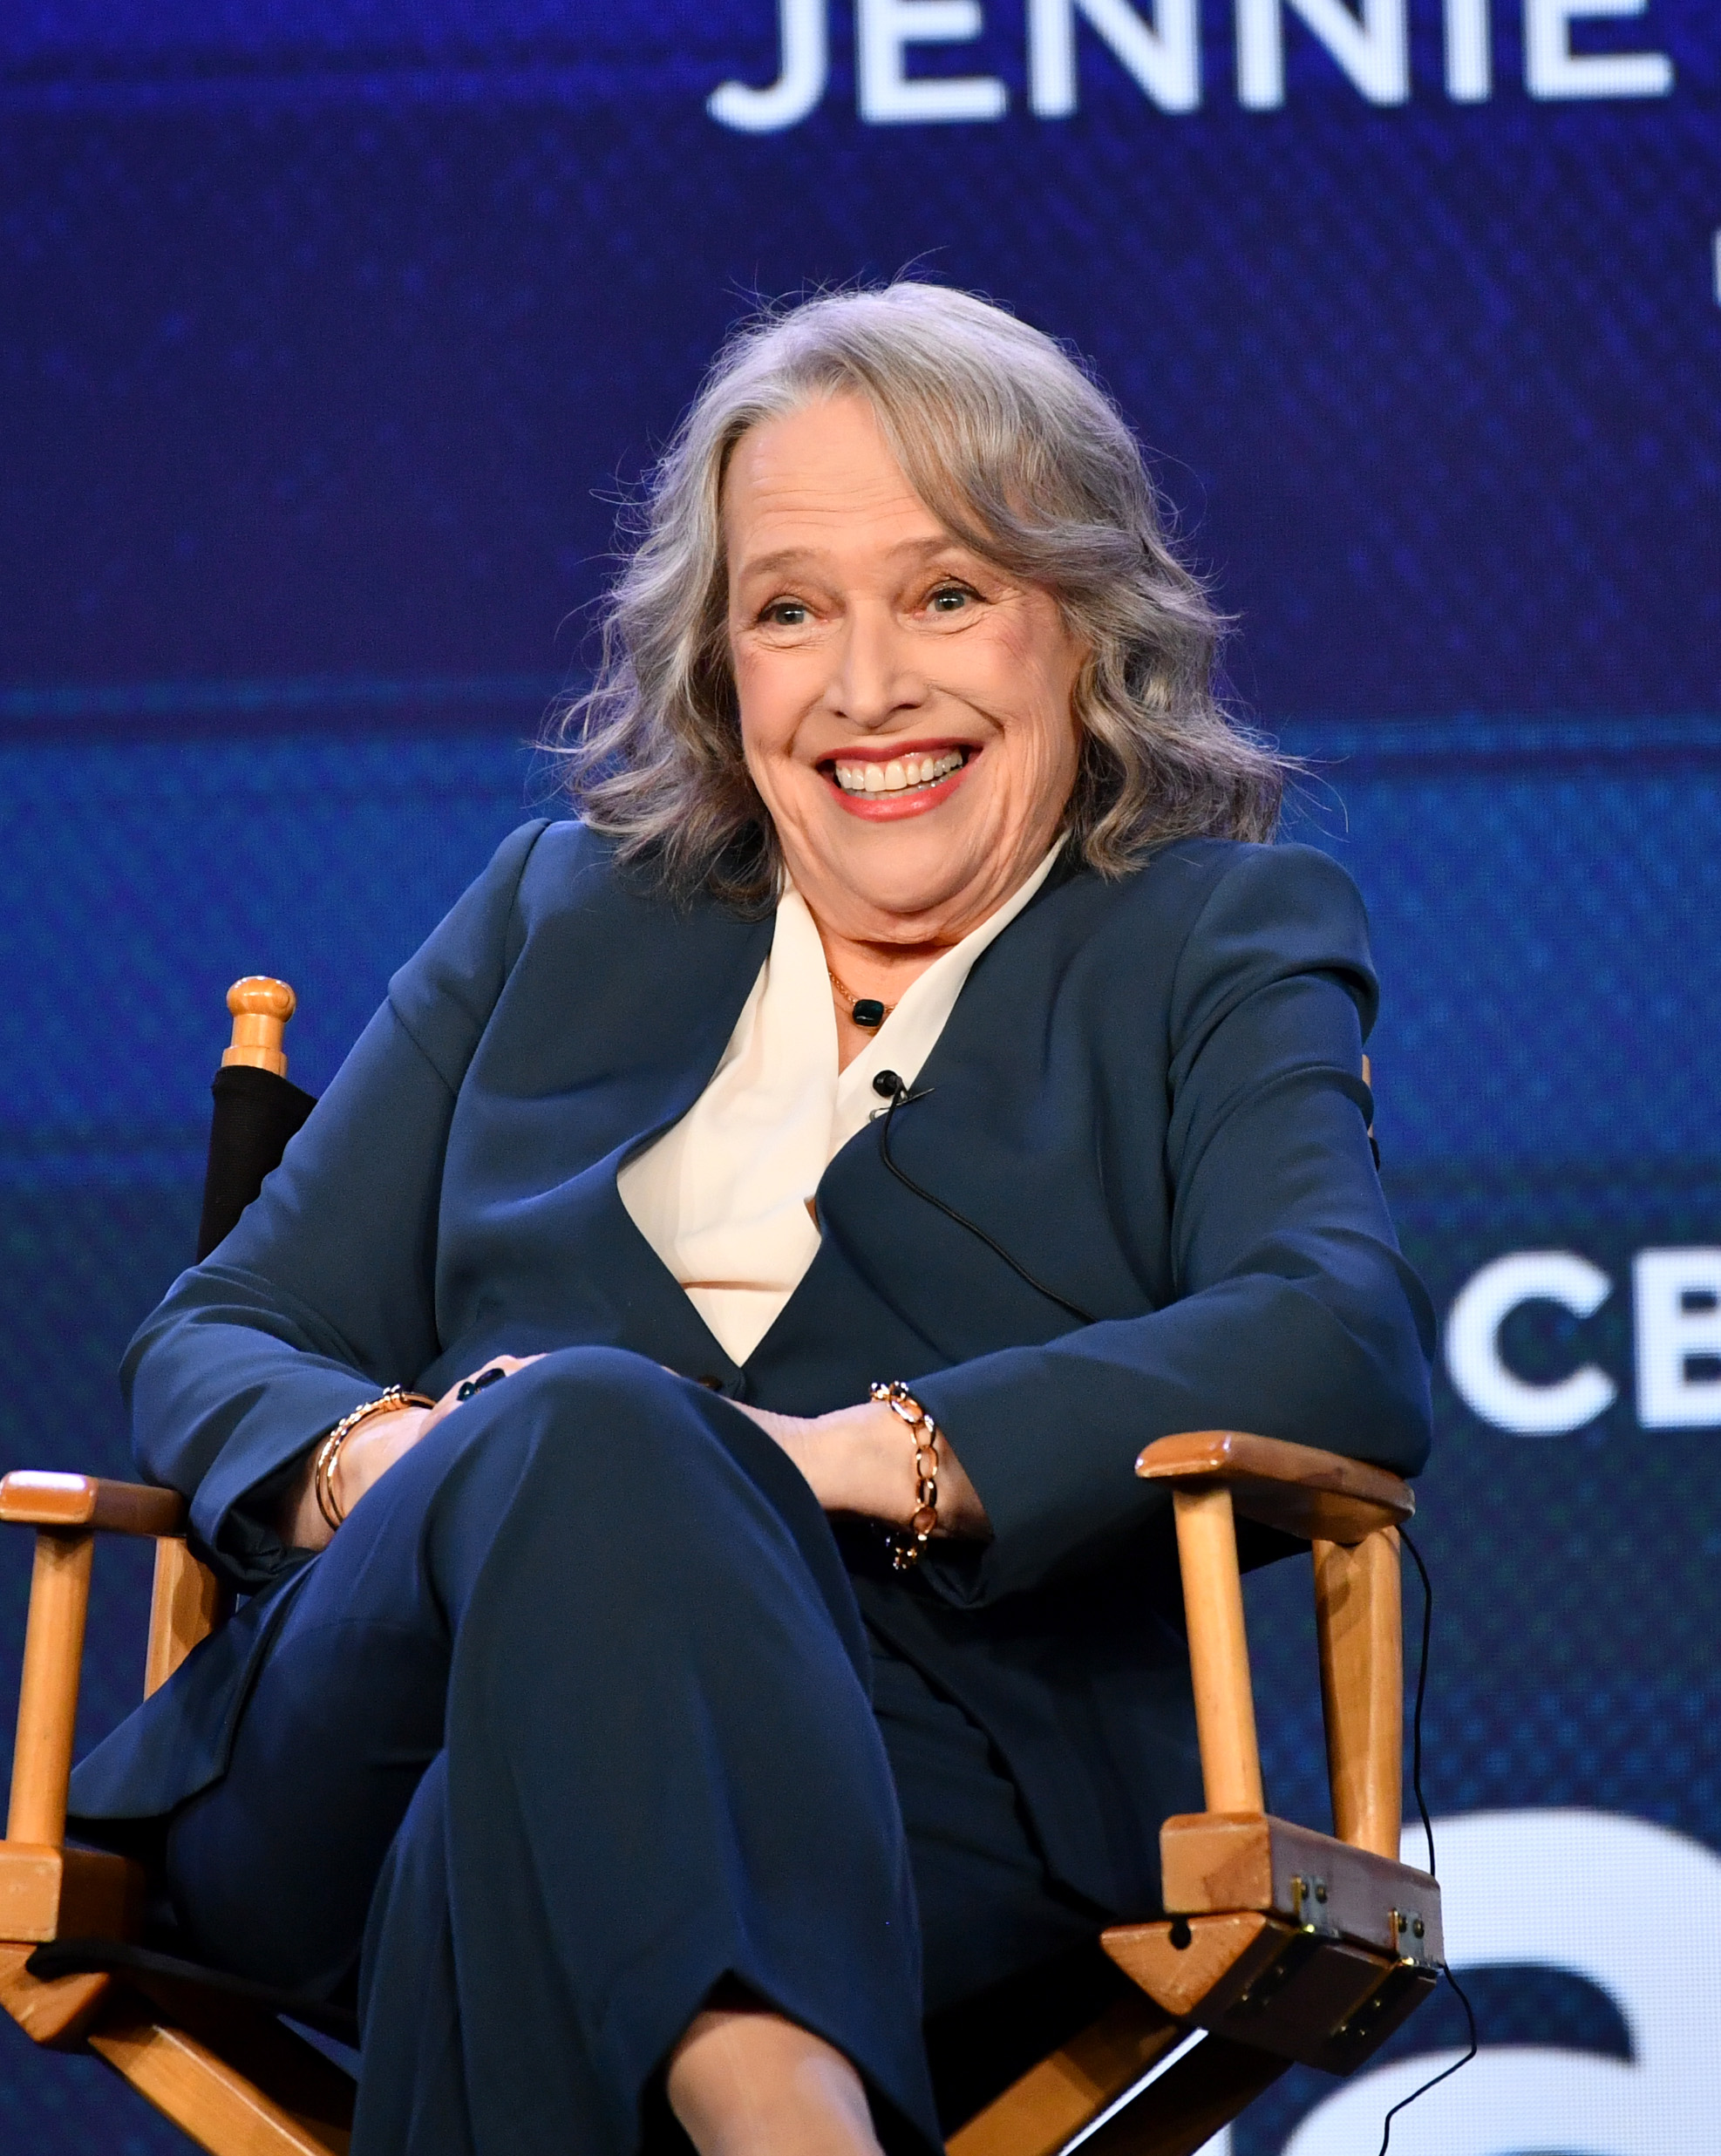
[432,890,773,1390]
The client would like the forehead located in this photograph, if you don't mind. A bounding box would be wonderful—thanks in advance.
[723,394,949,557]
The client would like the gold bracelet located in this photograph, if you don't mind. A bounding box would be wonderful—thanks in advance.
[870,1380,940,1572]
[312,1386,436,1533]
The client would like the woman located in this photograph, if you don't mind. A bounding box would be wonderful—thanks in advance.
[71,284,1433,2156]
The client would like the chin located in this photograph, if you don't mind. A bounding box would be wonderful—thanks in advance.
[833,834,985,925]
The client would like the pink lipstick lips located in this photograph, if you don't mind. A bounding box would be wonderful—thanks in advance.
[821,742,976,820]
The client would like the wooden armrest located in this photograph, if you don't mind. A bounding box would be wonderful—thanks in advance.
[2,1475,207,1872]
[1135,1431,1412,1546]
[0,1474,186,1539]
[1139,1432,1410,1860]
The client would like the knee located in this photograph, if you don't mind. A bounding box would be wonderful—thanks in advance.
[423,1351,777,1612]
[443,1347,736,1520]
[510,1345,706,1450]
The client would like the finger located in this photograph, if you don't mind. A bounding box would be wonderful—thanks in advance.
[454,1357,520,1403]
[450,1350,548,1406]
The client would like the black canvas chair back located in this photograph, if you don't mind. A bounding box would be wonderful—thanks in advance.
[195,980,316,1259]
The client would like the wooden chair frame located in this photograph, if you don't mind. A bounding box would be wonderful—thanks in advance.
[0,973,1438,2154]
[0,1431,1435,2156]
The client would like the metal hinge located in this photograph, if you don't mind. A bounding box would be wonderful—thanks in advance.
[1390,1906,1433,1967]
[1291,1873,1338,1937]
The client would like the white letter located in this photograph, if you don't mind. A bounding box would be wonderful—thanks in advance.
[1444,1251,1617,1436]
[1236,0,1408,107]
[858,0,1009,122]
[1634,1248,1721,1428]
[1445,0,1491,97]
[1029,0,1201,115]
[1524,0,1672,99]
[1284,1810,1721,2153]
[709,0,828,132]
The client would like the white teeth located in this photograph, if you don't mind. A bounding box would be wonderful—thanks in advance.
[833,751,966,795]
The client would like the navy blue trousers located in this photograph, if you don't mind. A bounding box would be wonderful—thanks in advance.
[161,1350,1107,2156]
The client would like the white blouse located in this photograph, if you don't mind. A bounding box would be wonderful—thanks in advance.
[617,844,1063,1364]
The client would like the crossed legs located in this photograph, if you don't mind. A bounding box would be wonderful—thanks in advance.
[165,1348,937,2154]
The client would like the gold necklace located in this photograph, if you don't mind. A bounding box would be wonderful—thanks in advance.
[827,967,891,1031]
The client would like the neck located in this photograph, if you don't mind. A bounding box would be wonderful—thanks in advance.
[816,931,948,1073]
[790,833,1065,1061]
[816,928,954,1004]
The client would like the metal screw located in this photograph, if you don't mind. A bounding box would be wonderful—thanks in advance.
[1413,1918,1425,1938]
[1316,1881,1329,1902]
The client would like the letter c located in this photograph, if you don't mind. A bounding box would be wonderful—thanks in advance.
[1444,1251,1617,1435]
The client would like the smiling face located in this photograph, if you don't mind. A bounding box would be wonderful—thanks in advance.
[724,392,1086,951]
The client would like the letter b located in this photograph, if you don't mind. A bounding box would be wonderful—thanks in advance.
[1634,1249,1721,1429]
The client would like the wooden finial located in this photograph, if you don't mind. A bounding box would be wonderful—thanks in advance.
[221,977,296,1078]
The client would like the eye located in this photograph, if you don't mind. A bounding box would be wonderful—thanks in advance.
[926,582,978,616]
[759,598,810,628]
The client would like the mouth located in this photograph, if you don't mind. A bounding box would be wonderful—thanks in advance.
[820,744,976,819]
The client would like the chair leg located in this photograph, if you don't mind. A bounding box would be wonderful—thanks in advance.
[1068,2032,1287,2156]
[947,1994,1187,2156]
[89,2006,354,2156]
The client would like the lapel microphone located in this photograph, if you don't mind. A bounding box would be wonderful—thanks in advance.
[867,1072,1096,1326]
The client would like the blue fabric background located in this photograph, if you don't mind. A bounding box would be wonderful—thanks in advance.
[1,3,1716,2144]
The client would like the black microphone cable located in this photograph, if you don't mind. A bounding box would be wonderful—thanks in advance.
[1374,1524,1477,2153]
[869,1071,1096,1326]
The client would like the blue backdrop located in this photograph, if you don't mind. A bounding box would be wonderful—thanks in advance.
[2,4,1718,2148]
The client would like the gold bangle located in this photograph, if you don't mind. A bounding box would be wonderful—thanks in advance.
[312,1386,436,1533]
[870,1380,940,1572]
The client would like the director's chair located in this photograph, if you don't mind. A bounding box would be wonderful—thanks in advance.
[0,981,1439,2155]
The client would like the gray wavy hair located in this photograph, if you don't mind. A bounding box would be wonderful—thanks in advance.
[552,282,1287,908]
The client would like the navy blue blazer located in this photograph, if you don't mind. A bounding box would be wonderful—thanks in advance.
[71,820,1433,1918]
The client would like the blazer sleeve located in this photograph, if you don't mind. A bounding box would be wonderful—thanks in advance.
[121,820,550,1590]
[912,842,1436,1607]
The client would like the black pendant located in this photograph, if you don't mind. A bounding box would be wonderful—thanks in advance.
[852,999,887,1030]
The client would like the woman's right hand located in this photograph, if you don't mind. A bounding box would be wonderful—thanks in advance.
[280,1353,542,1551]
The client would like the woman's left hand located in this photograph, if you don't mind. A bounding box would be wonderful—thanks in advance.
[731,1398,991,1540]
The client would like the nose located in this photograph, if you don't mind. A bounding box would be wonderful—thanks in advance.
[825,603,927,731]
